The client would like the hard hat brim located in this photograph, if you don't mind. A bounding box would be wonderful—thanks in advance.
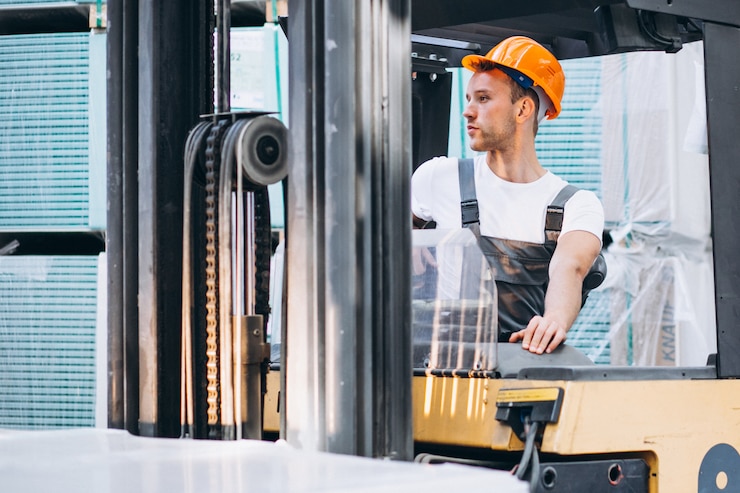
[460,54,490,72]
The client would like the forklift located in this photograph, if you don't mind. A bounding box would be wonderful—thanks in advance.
[102,1,740,492]
[265,2,737,491]
[397,3,739,492]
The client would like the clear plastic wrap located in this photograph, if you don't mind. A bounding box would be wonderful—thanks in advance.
[566,42,716,366]
[412,229,497,372]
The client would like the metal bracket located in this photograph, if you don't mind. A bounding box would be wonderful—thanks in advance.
[626,0,740,28]
[495,387,564,439]
[241,315,271,365]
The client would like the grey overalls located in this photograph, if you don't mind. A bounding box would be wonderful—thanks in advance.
[458,158,605,341]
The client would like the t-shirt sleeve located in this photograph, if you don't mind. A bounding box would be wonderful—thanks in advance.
[561,190,605,244]
[411,158,441,222]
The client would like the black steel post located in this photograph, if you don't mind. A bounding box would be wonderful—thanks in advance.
[286,0,412,459]
[217,0,231,113]
[122,0,141,435]
[106,0,124,430]
[703,21,740,378]
[107,0,141,434]
[374,0,413,461]
[137,0,213,437]
[285,0,325,449]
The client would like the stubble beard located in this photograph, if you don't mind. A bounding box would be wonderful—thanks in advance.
[469,115,516,153]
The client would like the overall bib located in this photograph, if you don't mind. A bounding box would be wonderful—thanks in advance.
[458,158,605,341]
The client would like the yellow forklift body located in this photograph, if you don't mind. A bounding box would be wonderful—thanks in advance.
[265,371,740,492]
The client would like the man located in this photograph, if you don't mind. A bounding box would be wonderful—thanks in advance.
[411,36,604,354]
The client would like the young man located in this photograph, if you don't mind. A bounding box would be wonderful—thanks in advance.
[411,36,604,354]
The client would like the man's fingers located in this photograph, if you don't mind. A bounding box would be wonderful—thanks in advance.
[545,330,566,354]
[412,249,424,275]
[530,322,551,353]
[532,322,562,354]
[412,247,437,275]
[520,317,540,350]
[511,316,566,354]
[422,248,437,267]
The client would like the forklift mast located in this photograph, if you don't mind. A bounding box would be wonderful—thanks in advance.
[106,1,740,479]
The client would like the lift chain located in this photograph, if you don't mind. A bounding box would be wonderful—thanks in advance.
[253,185,272,325]
[204,119,229,428]
[201,115,274,433]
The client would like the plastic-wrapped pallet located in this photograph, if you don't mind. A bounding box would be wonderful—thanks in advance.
[588,41,716,366]
[603,246,715,366]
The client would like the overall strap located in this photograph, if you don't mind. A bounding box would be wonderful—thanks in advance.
[544,183,607,305]
[458,158,480,234]
[545,184,579,245]
[459,160,582,248]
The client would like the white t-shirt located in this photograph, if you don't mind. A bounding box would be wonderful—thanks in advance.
[411,155,604,244]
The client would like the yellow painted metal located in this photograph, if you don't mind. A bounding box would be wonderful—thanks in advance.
[414,375,740,492]
[263,370,280,433]
[263,371,740,491]
[413,375,506,448]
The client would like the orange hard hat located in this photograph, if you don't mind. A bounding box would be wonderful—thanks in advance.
[461,36,565,119]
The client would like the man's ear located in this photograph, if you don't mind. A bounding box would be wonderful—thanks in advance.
[516,96,537,122]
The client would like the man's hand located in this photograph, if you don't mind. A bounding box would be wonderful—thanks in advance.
[412,246,437,275]
[509,316,567,354]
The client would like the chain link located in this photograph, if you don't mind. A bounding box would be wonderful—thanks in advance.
[204,120,228,427]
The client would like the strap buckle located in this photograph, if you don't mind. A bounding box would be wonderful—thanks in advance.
[461,199,480,226]
[545,205,564,232]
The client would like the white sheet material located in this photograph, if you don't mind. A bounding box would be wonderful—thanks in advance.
[0,429,528,493]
